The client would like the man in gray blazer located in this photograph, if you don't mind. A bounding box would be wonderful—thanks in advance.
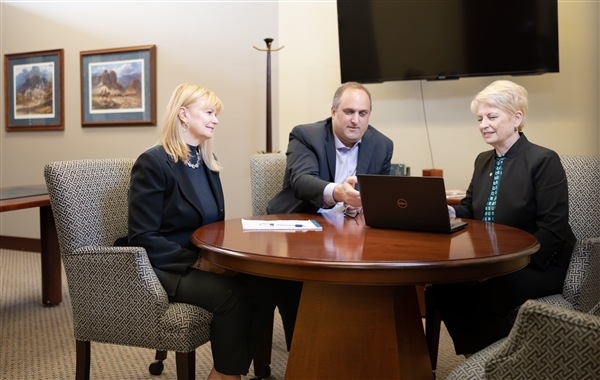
[267,82,394,349]
[268,82,394,215]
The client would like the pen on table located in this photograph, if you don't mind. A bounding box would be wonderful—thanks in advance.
[260,223,304,227]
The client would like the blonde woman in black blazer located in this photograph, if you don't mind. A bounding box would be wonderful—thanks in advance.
[127,83,278,380]
[432,80,576,357]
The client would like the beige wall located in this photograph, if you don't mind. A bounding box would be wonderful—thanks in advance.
[1,1,279,238]
[278,0,600,190]
[2,1,599,239]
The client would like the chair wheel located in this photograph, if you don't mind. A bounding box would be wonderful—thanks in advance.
[149,360,164,375]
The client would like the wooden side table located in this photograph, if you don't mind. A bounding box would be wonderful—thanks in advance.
[0,185,62,305]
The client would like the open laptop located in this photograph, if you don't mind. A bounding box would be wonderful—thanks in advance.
[356,175,468,233]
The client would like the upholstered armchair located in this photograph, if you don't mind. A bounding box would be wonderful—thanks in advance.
[249,153,287,216]
[426,155,600,375]
[248,153,287,379]
[534,155,600,314]
[445,299,600,380]
[44,159,212,380]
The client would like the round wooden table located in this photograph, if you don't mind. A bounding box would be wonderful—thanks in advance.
[192,213,539,380]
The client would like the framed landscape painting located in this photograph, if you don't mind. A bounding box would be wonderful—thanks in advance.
[4,49,64,131]
[80,45,156,127]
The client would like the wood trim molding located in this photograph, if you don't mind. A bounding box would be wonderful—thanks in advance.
[0,235,41,252]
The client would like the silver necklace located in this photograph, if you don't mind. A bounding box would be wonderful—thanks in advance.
[185,149,202,169]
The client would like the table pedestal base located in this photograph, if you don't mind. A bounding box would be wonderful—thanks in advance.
[286,283,433,380]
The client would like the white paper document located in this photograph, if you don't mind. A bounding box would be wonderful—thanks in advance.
[241,219,323,232]
[446,190,467,198]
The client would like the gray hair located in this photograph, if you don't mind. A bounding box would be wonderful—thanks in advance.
[471,80,528,131]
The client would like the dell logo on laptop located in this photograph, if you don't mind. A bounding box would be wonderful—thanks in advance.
[397,199,408,208]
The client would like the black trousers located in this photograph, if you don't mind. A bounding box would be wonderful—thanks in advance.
[170,269,279,375]
[276,280,303,351]
[430,263,567,355]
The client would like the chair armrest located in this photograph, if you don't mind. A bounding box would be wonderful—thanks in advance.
[568,237,600,313]
[590,302,600,317]
[484,300,600,379]
[63,246,170,338]
[566,236,600,317]
[578,237,600,255]
[535,294,574,309]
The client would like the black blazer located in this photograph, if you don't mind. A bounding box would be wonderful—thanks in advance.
[268,117,394,214]
[128,145,225,296]
[454,134,575,270]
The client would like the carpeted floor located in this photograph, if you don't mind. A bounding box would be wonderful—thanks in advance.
[0,249,464,379]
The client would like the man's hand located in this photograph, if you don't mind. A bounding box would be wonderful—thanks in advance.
[448,205,456,219]
[333,176,362,208]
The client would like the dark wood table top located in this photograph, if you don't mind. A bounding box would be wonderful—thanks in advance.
[192,213,539,285]
[0,185,50,212]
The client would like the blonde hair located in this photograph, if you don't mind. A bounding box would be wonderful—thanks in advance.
[157,83,223,171]
[470,80,528,131]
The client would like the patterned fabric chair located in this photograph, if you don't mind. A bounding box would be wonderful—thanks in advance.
[44,159,212,380]
[249,153,287,216]
[442,155,600,379]
[426,155,600,376]
[445,299,600,380]
[248,153,287,379]
[534,155,600,314]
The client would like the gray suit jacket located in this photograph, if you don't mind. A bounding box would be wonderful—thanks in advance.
[268,117,394,214]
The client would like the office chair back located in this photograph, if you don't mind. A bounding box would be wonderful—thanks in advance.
[558,155,600,313]
[45,159,134,255]
[249,153,287,216]
[248,153,287,378]
[561,155,600,240]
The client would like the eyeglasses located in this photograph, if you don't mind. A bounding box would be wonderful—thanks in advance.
[343,205,363,219]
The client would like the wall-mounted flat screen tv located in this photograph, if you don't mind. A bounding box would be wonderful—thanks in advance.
[337,0,559,83]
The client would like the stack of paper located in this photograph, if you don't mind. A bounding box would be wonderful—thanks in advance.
[241,219,322,232]
[446,190,467,198]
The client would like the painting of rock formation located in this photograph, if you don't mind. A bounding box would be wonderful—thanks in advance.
[14,63,55,118]
[89,59,144,112]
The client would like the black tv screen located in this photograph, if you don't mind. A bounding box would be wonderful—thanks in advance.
[337,0,559,83]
